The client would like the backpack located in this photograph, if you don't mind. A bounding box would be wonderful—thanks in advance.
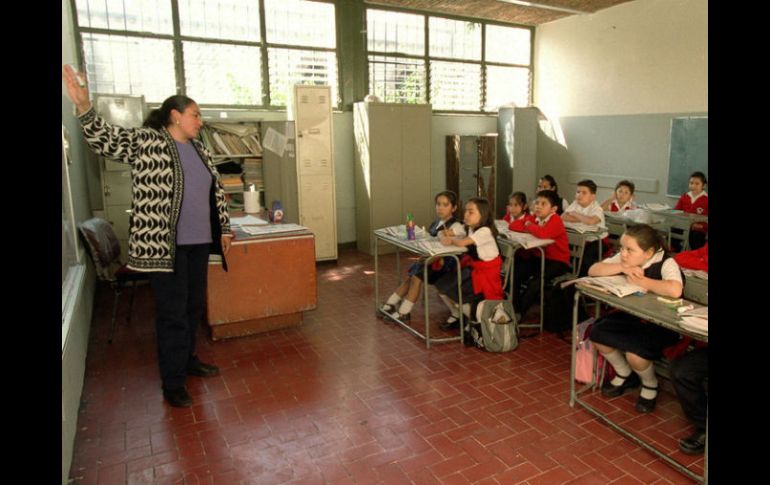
[463,300,518,352]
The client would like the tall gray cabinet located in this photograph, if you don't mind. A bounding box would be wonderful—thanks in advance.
[354,102,432,255]
[497,106,539,215]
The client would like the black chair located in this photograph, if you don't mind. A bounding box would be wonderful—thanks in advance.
[78,218,149,343]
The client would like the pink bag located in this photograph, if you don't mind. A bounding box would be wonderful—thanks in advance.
[575,318,598,384]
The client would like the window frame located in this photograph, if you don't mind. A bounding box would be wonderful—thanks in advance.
[365,5,534,114]
[70,0,340,111]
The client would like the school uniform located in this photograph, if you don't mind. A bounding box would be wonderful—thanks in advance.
[506,212,538,260]
[609,200,636,212]
[407,216,466,283]
[434,226,503,305]
[675,191,708,249]
[514,213,571,315]
[565,200,607,276]
[589,250,684,360]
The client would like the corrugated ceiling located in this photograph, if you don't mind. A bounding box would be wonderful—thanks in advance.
[364,0,635,25]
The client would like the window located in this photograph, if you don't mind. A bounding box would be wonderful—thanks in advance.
[74,0,338,108]
[366,8,533,112]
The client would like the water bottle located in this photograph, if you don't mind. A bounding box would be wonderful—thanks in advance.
[406,213,416,240]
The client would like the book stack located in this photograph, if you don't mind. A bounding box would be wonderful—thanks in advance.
[242,158,263,190]
[219,173,244,194]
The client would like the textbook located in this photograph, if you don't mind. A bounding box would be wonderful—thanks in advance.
[499,230,554,249]
[563,275,647,298]
[679,306,708,335]
[564,221,606,234]
[411,239,467,256]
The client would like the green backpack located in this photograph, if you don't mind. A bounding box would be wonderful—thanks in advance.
[464,300,519,352]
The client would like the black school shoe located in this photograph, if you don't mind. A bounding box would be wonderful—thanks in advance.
[679,429,707,455]
[635,384,658,413]
[440,316,460,331]
[601,372,640,398]
[187,357,220,377]
[163,387,193,408]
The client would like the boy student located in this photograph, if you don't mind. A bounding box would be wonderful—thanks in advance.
[512,190,571,321]
[562,179,607,277]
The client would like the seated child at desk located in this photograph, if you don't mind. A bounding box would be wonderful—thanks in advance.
[536,174,569,215]
[504,191,536,229]
[563,179,607,276]
[434,197,504,331]
[588,224,683,414]
[379,190,466,322]
[674,171,708,250]
[511,190,571,321]
[600,179,637,212]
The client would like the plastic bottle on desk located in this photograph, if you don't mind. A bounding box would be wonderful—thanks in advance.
[406,213,416,240]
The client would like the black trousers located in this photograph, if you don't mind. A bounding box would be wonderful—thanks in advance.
[669,347,708,430]
[515,259,570,315]
[149,244,210,391]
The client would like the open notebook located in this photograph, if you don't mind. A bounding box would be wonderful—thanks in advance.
[563,275,647,298]
[494,220,554,249]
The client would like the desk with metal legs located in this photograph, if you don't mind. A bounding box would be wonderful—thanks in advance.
[373,229,466,349]
[569,284,708,483]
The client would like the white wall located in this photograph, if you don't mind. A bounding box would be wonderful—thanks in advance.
[534,0,707,118]
[532,0,707,205]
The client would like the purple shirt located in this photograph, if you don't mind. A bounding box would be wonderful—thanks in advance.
[175,141,213,245]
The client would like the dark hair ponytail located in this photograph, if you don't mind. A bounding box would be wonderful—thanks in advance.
[143,95,197,130]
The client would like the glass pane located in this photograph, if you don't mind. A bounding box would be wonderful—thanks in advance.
[268,48,338,107]
[430,61,481,111]
[184,41,262,105]
[485,25,531,65]
[265,0,336,48]
[367,55,426,104]
[367,9,424,56]
[429,17,481,60]
[485,66,531,111]
[178,0,261,42]
[75,0,173,34]
[82,34,176,103]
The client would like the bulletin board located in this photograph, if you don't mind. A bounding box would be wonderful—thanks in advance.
[666,117,708,197]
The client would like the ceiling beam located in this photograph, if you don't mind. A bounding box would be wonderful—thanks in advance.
[496,1,590,15]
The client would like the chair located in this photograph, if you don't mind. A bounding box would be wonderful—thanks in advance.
[77,218,149,343]
[498,241,515,298]
[667,219,691,253]
[605,220,626,255]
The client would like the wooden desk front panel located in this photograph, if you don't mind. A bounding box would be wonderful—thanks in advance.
[206,234,317,336]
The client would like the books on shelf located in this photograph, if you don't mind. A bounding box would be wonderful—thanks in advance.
[564,275,647,298]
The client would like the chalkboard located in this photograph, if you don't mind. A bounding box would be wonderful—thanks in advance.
[666,117,707,197]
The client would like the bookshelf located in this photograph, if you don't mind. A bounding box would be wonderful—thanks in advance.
[199,121,265,210]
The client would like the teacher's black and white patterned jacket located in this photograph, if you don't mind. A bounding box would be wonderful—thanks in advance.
[77,107,231,273]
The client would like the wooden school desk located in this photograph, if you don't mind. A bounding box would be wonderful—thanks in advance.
[373,228,466,349]
[206,226,317,340]
[569,284,708,483]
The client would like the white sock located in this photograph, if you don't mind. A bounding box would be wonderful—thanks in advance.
[398,299,414,315]
[461,303,471,318]
[601,349,632,386]
[386,293,401,306]
[636,364,658,399]
[439,294,459,318]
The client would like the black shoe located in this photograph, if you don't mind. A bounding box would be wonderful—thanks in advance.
[163,387,192,408]
[634,384,658,413]
[187,358,220,377]
[601,372,640,398]
[386,310,411,323]
[679,429,707,455]
[440,316,460,331]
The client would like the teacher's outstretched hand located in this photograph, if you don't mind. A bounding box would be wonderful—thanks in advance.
[62,64,92,115]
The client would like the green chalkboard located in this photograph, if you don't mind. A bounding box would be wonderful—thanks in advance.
[667,117,708,197]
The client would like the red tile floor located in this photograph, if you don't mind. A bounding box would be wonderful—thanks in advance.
[68,248,704,485]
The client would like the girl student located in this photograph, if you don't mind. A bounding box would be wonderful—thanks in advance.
[536,174,569,215]
[674,171,708,250]
[588,223,684,414]
[503,191,536,229]
[379,191,466,322]
[600,179,637,212]
[433,197,504,331]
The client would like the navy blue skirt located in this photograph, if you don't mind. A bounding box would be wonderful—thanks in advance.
[407,256,457,284]
[589,312,680,361]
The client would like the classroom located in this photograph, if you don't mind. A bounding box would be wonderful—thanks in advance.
[61,1,708,483]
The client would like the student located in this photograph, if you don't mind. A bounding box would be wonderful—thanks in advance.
[503,191,536,230]
[600,179,637,212]
[434,198,504,331]
[562,179,607,276]
[512,190,571,320]
[537,175,569,215]
[674,171,708,250]
[588,224,683,413]
[670,347,708,455]
[379,191,466,321]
